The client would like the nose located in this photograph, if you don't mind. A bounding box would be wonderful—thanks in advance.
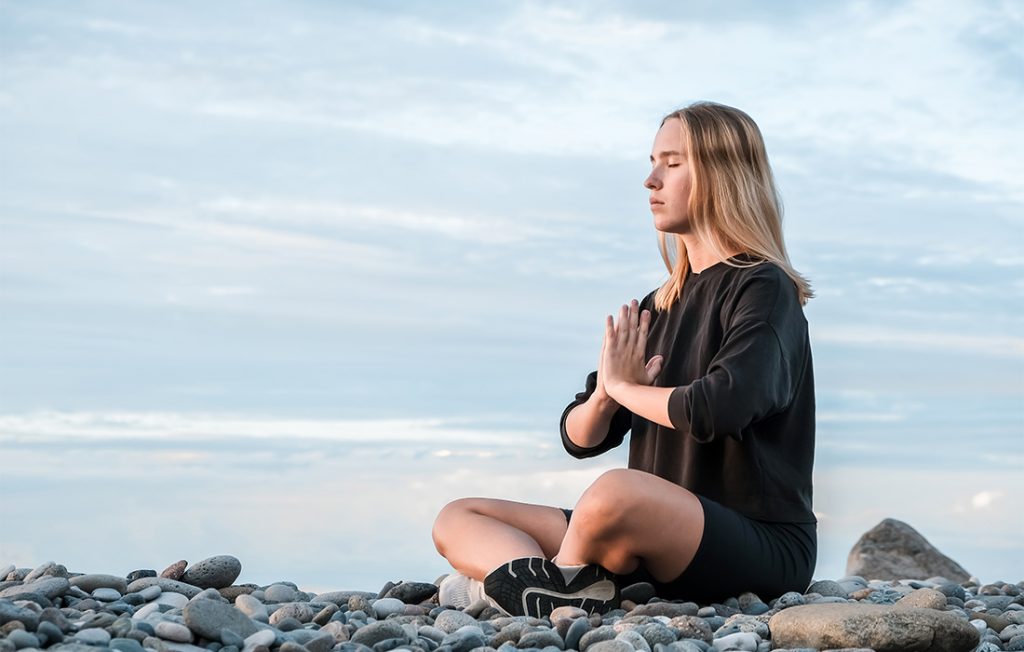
[644,170,660,191]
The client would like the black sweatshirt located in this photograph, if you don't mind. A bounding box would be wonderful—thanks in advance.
[560,255,816,524]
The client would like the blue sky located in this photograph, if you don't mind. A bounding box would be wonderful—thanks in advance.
[1,0,1021,589]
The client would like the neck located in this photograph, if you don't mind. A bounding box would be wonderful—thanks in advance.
[681,234,741,273]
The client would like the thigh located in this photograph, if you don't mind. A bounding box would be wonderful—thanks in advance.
[448,497,571,560]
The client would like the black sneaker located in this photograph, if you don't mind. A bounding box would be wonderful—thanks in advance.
[482,556,620,617]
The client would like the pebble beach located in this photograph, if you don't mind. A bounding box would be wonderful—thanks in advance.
[1,556,1022,652]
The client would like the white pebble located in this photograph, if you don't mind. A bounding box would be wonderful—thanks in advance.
[712,632,760,652]
[373,597,405,618]
[155,621,194,643]
[155,592,189,609]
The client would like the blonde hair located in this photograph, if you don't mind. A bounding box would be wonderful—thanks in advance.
[652,101,813,310]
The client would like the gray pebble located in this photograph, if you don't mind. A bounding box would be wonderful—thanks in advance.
[351,620,406,647]
[588,641,635,652]
[110,637,147,652]
[182,598,258,640]
[383,582,438,604]
[0,576,69,600]
[140,585,163,601]
[580,625,617,650]
[566,617,592,650]
[220,629,245,648]
[805,580,848,599]
[617,629,652,652]
[235,594,269,621]
[520,629,565,650]
[373,598,406,619]
[93,587,123,602]
[74,628,113,645]
[434,609,479,634]
[126,570,157,583]
[264,583,298,603]
[70,573,129,594]
[6,630,40,650]
[36,620,64,645]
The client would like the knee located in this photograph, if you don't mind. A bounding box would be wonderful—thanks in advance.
[431,497,478,554]
[571,469,639,536]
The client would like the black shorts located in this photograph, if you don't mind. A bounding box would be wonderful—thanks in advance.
[560,493,816,604]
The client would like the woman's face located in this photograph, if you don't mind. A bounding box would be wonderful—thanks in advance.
[644,118,693,234]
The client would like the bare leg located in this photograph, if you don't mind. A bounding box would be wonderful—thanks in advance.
[432,497,570,581]
[555,468,705,583]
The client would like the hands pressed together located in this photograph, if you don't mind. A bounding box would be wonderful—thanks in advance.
[596,298,664,403]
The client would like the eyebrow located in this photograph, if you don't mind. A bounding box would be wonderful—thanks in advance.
[649,150,683,162]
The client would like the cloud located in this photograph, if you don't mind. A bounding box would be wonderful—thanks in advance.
[812,325,1024,358]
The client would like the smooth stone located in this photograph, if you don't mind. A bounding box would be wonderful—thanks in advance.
[139,585,163,602]
[351,621,406,647]
[846,519,971,582]
[0,577,69,600]
[373,598,406,619]
[7,630,39,650]
[219,586,257,601]
[313,591,378,605]
[632,603,699,618]
[566,617,592,650]
[897,588,947,610]
[110,637,147,652]
[805,580,849,599]
[769,602,980,652]
[127,577,202,598]
[434,610,479,634]
[440,625,487,652]
[303,632,335,652]
[622,583,657,605]
[156,621,195,643]
[182,599,258,640]
[520,630,565,650]
[70,574,129,594]
[221,629,246,648]
[161,643,210,652]
[0,566,14,581]
[711,632,759,651]
[180,556,241,591]
[126,570,157,583]
[550,606,589,625]
[131,602,162,620]
[243,630,277,649]
[617,629,652,652]
[93,587,123,602]
[383,582,438,604]
[0,602,39,631]
[162,561,188,581]
[775,592,806,609]
[312,604,338,626]
[234,594,269,621]
[269,603,315,625]
[264,584,298,603]
[638,623,676,647]
[663,643,705,652]
[74,628,113,644]
[24,561,57,582]
[157,591,191,609]
[588,641,635,652]
[580,625,617,650]
[37,620,65,645]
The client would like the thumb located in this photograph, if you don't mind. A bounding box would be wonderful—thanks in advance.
[645,355,664,383]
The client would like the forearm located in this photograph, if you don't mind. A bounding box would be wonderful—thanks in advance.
[606,382,675,429]
[564,392,622,449]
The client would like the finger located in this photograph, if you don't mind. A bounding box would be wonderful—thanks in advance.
[617,304,629,345]
[630,299,639,331]
[639,309,651,343]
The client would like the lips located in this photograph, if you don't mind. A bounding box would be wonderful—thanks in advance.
[649,199,664,205]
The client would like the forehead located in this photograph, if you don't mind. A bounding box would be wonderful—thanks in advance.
[651,118,684,157]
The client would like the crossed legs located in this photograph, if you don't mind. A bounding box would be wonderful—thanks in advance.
[431,468,705,585]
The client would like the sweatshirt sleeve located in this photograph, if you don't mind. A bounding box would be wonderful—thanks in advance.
[666,274,803,443]
[559,370,632,458]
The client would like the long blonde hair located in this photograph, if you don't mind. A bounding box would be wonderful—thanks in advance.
[653,102,813,310]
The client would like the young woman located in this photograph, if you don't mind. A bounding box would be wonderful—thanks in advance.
[431,101,817,618]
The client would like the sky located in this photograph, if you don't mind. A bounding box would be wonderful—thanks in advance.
[1,0,1022,591]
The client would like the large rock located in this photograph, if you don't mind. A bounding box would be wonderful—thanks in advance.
[182,599,258,641]
[769,602,979,652]
[180,556,241,590]
[846,518,971,582]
